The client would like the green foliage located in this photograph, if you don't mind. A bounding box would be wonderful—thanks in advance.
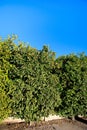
[0,35,87,122]
[8,44,61,122]
[0,86,11,122]
[55,54,87,117]
[0,38,14,121]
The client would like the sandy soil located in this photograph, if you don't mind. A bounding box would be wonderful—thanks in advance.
[0,119,87,130]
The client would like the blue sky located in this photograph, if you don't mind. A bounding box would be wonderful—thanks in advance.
[0,0,87,56]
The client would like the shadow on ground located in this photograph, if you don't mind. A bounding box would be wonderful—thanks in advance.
[75,116,87,125]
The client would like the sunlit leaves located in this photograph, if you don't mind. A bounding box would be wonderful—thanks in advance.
[0,36,87,122]
[55,54,87,117]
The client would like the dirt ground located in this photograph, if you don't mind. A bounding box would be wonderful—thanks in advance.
[0,118,87,130]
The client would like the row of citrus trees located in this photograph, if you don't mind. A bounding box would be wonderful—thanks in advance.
[0,36,87,122]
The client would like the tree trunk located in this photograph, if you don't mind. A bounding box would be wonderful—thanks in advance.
[72,116,75,121]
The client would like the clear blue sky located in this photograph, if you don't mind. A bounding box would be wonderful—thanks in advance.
[0,0,87,56]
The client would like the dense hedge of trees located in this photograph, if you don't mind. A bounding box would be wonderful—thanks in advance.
[54,54,87,119]
[0,36,87,122]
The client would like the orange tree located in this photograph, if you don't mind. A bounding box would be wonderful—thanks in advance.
[54,54,87,119]
[9,44,61,122]
[0,37,15,121]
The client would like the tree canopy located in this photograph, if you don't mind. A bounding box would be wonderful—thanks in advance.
[0,36,87,122]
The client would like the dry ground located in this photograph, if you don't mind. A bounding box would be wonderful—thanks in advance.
[0,118,87,130]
